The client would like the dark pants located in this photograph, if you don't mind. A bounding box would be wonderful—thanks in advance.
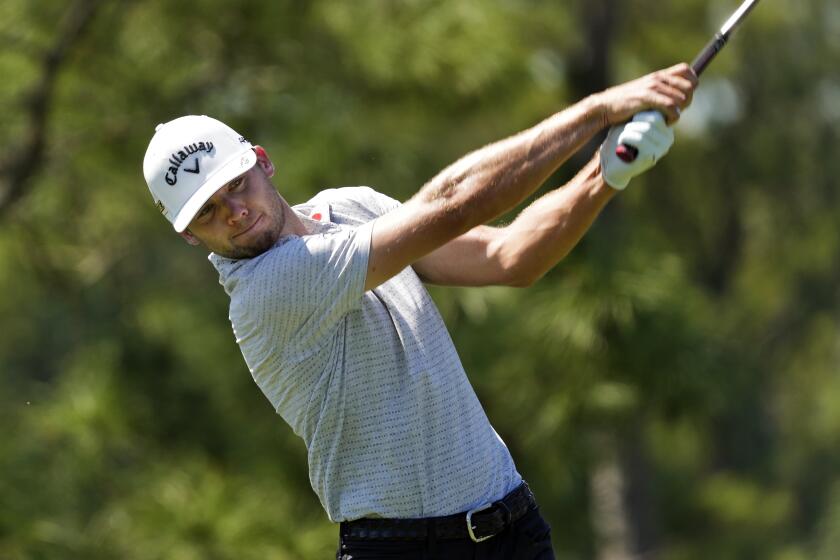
[336,506,555,560]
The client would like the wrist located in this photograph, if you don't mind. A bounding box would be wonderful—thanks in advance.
[581,157,620,199]
[581,93,610,130]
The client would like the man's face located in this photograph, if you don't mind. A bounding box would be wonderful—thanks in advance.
[181,148,288,259]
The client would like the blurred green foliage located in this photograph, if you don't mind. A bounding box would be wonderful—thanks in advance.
[1,0,839,558]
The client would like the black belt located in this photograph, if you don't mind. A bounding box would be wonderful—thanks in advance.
[340,482,536,543]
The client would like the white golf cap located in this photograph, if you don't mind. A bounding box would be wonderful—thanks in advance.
[142,115,257,232]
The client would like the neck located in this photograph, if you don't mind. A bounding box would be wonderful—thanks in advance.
[282,204,309,236]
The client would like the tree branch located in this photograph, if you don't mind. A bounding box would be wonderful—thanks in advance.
[0,0,105,218]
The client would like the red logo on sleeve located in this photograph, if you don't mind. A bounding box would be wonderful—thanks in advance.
[310,204,330,223]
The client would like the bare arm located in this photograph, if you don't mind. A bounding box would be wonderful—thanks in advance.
[412,155,612,287]
[365,64,697,291]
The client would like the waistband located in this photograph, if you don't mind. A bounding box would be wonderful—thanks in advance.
[340,481,536,543]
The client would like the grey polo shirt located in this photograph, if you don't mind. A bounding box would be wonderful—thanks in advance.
[209,187,521,522]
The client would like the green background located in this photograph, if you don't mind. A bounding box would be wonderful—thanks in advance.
[2,0,840,558]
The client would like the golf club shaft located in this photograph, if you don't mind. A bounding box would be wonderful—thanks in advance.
[693,0,760,74]
[615,0,761,163]
[691,33,729,76]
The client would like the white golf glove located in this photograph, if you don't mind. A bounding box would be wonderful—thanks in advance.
[599,111,675,190]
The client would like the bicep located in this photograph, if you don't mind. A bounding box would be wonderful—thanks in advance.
[412,225,517,287]
[365,198,465,290]
[365,199,516,290]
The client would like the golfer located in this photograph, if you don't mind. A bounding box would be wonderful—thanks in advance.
[143,63,696,559]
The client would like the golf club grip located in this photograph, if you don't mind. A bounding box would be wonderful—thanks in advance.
[691,33,728,75]
[615,32,728,164]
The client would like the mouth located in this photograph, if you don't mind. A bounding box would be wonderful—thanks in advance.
[233,214,262,239]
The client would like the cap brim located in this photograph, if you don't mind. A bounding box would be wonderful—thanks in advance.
[172,149,258,232]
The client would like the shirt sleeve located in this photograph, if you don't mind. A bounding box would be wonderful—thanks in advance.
[360,187,401,217]
[239,220,374,363]
[310,186,402,223]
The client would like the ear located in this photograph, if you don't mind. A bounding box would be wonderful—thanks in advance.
[179,229,202,246]
[254,145,275,178]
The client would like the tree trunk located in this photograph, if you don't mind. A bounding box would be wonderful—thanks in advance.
[590,425,661,560]
[590,433,633,560]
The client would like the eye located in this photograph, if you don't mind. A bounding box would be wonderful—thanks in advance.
[228,176,245,191]
[196,203,214,222]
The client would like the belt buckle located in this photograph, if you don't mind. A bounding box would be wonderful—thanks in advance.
[466,503,494,543]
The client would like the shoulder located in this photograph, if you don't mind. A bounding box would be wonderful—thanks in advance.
[304,186,401,223]
[214,238,313,333]
[219,222,370,302]
[210,236,309,296]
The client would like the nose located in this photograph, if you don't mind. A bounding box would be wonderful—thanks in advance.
[224,197,249,226]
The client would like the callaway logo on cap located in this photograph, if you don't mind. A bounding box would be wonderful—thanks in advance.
[142,115,257,232]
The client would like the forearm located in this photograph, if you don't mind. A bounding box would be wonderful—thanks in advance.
[367,64,696,290]
[412,96,606,233]
[489,154,615,287]
[410,62,697,235]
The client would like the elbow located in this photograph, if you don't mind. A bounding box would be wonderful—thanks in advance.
[497,256,546,288]
[499,249,570,288]
[487,235,542,288]
[487,230,562,288]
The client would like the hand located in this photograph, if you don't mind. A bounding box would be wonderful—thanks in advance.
[592,63,698,126]
[599,111,674,190]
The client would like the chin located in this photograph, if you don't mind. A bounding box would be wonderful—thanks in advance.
[226,230,276,259]
[221,205,286,259]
